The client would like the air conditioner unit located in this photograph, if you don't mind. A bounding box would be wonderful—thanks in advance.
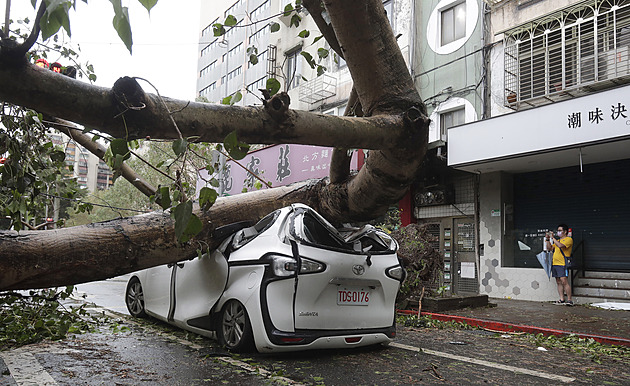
[580,46,629,83]
[414,185,454,207]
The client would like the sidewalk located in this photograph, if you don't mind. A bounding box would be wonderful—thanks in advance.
[411,298,630,346]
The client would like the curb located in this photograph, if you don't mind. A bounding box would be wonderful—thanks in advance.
[397,309,630,347]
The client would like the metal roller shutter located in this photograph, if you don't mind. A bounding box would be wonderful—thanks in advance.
[513,159,630,271]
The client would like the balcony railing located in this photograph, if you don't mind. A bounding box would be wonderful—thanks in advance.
[504,0,630,109]
[298,74,337,104]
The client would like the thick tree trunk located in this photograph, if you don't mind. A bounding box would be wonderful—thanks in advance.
[0,180,324,290]
[0,0,429,290]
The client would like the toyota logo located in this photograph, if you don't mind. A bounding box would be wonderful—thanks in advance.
[352,265,365,275]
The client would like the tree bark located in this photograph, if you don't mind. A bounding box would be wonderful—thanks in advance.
[0,66,409,150]
[0,180,325,290]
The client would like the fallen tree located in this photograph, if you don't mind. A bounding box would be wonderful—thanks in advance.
[0,0,429,290]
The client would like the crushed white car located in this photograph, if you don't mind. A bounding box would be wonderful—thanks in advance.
[125,204,404,353]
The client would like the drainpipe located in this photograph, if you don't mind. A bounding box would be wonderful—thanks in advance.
[3,0,10,36]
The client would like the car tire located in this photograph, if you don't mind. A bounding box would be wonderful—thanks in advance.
[125,277,147,318]
[217,300,255,352]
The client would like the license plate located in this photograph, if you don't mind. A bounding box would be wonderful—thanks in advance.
[337,288,370,306]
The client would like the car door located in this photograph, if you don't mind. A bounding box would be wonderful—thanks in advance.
[172,251,229,327]
[141,264,173,319]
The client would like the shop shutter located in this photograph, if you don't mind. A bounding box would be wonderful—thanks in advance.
[513,159,630,271]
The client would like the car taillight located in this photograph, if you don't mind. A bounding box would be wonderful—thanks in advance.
[386,265,405,281]
[269,255,325,277]
[271,255,297,277]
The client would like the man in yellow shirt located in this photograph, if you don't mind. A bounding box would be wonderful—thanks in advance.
[545,224,574,305]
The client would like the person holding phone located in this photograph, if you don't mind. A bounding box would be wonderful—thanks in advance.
[545,224,574,305]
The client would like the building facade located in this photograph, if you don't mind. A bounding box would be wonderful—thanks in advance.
[448,0,630,303]
[49,132,113,192]
[409,0,487,296]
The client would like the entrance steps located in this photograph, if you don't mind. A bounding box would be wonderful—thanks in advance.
[572,271,630,304]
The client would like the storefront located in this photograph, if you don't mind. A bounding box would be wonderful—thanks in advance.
[448,84,630,301]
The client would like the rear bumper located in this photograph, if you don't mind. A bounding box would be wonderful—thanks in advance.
[269,323,396,346]
[257,328,396,353]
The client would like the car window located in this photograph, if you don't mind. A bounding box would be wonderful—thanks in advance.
[300,213,353,251]
[232,210,280,250]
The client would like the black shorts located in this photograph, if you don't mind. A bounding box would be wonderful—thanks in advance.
[551,265,568,278]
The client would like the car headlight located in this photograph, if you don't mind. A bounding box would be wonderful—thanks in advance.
[386,265,405,281]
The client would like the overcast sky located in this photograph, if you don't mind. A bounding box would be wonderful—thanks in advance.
[2,0,201,100]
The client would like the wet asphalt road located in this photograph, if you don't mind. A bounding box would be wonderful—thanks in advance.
[1,277,629,385]
[2,305,630,385]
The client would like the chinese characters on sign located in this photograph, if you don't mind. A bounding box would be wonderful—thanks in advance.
[568,102,628,128]
[196,144,359,197]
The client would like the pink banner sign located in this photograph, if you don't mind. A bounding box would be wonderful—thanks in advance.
[197,145,359,196]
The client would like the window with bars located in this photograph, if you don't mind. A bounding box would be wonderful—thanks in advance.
[504,0,630,107]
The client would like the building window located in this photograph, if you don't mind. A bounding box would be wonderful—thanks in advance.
[200,60,217,77]
[225,0,243,17]
[439,108,465,141]
[250,24,269,43]
[440,1,466,46]
[286,49,302,90]
[227,66,242,81]
[200,82,216,96]
[504,1,630,107]
[251,0,270,21]
[248,76,266,93]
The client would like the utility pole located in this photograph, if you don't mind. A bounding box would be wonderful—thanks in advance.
[3,0,10,36]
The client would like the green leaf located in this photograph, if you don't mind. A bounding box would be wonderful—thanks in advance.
[230,91,242,105]
[172,138,188,157]
[317,48,329,59]
[213,23,225,36]
[290,14,301,28]
[199,187,218,209]
[173,201,192,241]
[209,178,220,187]
[110,0,133,54]
[223,131,250,160]
[313,35,324,44]
[180,214,203,243]
[49,150,65,163]
[317,65,327,76]
[224,15,237,26]
[221,95,232,105]
[298,29,310,38]
[266,78,281,96]
[109,138,131,161]
[40,0,72,41]
[137,0,158,13]
[249,54,259,65]
[283,3,294,16]
[270,22,280,33]
[301,51,315,68]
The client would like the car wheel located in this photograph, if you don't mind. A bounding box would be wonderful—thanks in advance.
[218,300,254,352]
[125,277,147,318]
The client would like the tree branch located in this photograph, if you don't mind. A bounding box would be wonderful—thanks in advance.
[302,0,343,59]
[46,118,158,198]
[0,66,410,150]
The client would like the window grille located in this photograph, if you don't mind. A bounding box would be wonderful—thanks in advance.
[504,0,630,108]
